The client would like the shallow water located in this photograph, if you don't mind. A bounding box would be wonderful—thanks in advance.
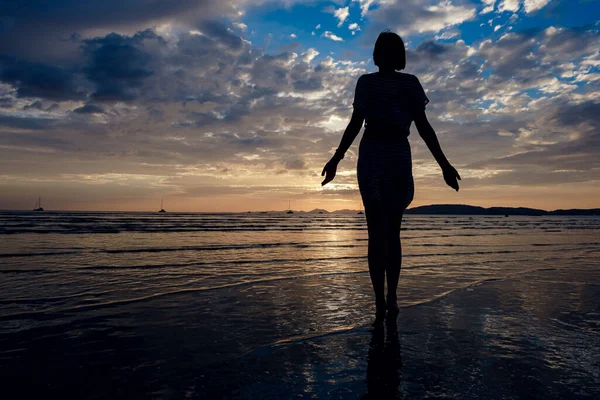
[0,212,599,398]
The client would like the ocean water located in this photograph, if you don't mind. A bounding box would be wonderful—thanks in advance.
[1,212,599,399]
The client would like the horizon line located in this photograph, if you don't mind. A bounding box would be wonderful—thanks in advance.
[1,203,598,213]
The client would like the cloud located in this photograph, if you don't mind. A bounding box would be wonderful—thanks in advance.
[301,48,320,63]
[0,56,86,100]
[497,0,520,13]
[349,23,361,35]
[283,158,305,170]
[73,104,105,114]
[480,0,496,14]
[197,20,245,50]
[322,31,344,42]
[435,28,460,40]
[232,22,248,32]
[82,31,157,101]
[0,1,599,210]
[523,0,551,13]
[0,115,59,130]
[0,0,230,61]
[352,0,377,17]
[1,20,366,203]
[334,7,350,27]
[367,0,477,36]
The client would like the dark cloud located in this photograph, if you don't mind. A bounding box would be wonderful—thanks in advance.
[552,101,600,128]
[197,20,244,51]
[283,158,305,170]
[0,0,225,60]
[463,100,600,180]
[290,63,324,91]
[415,40,450,57]
[0,97,13,108]
[73,104,105,114]
[0,55,85,100]
[47,103,61,112]
[543,25,600,57]
[0,115,58,130]
[477,26,600,83]
[82,31,158,101]
[23,100,44,111]
[22,100,61,112]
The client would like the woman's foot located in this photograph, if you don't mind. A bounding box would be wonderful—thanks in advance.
[386,304,399,325]
[387,293,399,311]
[372,307,386,326]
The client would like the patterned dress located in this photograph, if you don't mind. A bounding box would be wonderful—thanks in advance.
[353,72,429,213]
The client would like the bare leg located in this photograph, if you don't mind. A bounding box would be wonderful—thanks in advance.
[365,205,387,312]
[386,212,403,311]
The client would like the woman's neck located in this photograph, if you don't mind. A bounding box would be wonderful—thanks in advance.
[378,68,395,75]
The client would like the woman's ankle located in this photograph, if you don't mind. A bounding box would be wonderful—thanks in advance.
[386,294,398,309]
[375,295,386,310]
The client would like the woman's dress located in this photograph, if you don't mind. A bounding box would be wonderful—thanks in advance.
[353,72,429,213]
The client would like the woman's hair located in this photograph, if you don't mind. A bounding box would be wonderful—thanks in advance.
[373,31,406,71]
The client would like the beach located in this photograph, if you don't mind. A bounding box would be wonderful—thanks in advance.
[1,212,599,399]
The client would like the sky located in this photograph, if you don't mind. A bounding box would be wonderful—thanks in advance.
[0,0,599,212]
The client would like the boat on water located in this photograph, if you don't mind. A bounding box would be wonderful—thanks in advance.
[286,200,293,214]
[159,198,166,213]
[33,196,44,212]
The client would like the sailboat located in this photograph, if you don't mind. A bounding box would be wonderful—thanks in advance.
[357,203,364,215]
[33,196,44,212]
[159,198,166,213]
[286,200,293,214]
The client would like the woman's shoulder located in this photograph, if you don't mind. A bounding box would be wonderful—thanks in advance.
[357,72,378,82]
[360,71,421,83]
[395,72,421,83]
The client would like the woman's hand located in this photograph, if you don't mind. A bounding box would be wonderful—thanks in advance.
[321,158,339,186]
[442,163,461,191]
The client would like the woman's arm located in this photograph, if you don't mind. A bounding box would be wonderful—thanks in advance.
[413,110,461,191]
[321,109,365,186]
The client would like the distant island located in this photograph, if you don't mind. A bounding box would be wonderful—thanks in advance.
[404,204,600,216]
[295,204,599,216]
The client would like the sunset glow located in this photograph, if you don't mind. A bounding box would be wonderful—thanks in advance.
[1,0,599,211]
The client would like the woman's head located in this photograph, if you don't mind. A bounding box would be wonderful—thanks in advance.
[373,31,406,71]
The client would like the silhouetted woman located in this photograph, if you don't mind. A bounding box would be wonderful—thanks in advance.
[321,31,460,324]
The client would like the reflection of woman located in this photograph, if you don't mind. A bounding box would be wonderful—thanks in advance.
[363,323,401,399]
[321,31,460,324]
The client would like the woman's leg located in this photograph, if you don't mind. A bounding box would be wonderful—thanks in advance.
[385,211,403,310]
[365,204,387,310]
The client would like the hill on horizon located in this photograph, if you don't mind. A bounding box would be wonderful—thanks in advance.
[297,204,599,216]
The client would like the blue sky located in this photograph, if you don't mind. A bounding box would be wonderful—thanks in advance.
[0,0,599,211]
[245,1,600,57]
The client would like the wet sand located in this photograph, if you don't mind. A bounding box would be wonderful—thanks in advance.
[3,271,598,399]
[196,275,600,399]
